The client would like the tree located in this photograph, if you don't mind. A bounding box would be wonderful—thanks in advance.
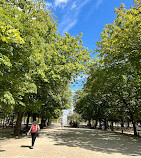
[95,3,141,135]
[0,0,91,135]
[75,1,141,135]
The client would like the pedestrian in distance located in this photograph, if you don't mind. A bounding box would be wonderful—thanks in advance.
[60,120,63,129]
[27,121,40,149]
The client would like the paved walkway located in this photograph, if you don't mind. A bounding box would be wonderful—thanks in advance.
[0,124,141,158]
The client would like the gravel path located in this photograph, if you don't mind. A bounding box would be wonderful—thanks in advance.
[0,124,141,158]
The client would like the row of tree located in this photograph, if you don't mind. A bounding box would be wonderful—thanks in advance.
[0,0,90,135]
[74,0,141,136]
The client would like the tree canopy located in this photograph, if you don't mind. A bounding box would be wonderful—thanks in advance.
[74,1,141,135]
[0,0,91,135]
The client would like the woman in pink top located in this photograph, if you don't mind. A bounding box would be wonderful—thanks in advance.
[27,121,40,149]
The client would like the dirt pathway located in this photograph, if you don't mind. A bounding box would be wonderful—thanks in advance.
[0,124,141,158]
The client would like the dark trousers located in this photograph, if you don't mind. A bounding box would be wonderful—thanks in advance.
[31,132,38,146]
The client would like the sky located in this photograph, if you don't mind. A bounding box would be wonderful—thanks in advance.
[44,0,134,120]
[45,0,134,94]
[45,0,134,51]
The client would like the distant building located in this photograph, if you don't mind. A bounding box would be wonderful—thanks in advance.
[62,106,74,125]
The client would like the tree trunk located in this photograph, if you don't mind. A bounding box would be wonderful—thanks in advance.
[2,119,5,129]
[111,120,114,131]
[104,118,108,130]
[130,114,137,136]
[47,119,51,126]
[40,117,46,129]
[26,112,30,129]
[121,118,124,134]
[43,119,47,127]
[99,119,102,129]
[94,119,98,128]
[133,122,137,136]
[14,112,23,136]
[33,113,37,122]
[87,119,91,128]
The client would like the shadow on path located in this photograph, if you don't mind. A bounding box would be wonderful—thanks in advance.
[42,127,141,156]
[0,150,5,152]
[0,127,27,141]
[21,145,31,149]
[0,128,14,141]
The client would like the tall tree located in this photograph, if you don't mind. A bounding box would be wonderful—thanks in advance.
[75,1,141,135]
[0,0,91,135]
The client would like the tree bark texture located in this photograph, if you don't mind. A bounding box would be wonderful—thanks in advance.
[130,114,137,136]
[111,120,114,131]
[26,112,30,129]
[14,112,23,136]
[33,113,37,122]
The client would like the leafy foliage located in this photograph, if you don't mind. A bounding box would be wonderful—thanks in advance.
[0,0,91,133]
[74,2,141,135]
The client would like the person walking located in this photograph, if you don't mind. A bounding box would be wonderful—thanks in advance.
[27,121,40,149]
[60,120,64,129]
